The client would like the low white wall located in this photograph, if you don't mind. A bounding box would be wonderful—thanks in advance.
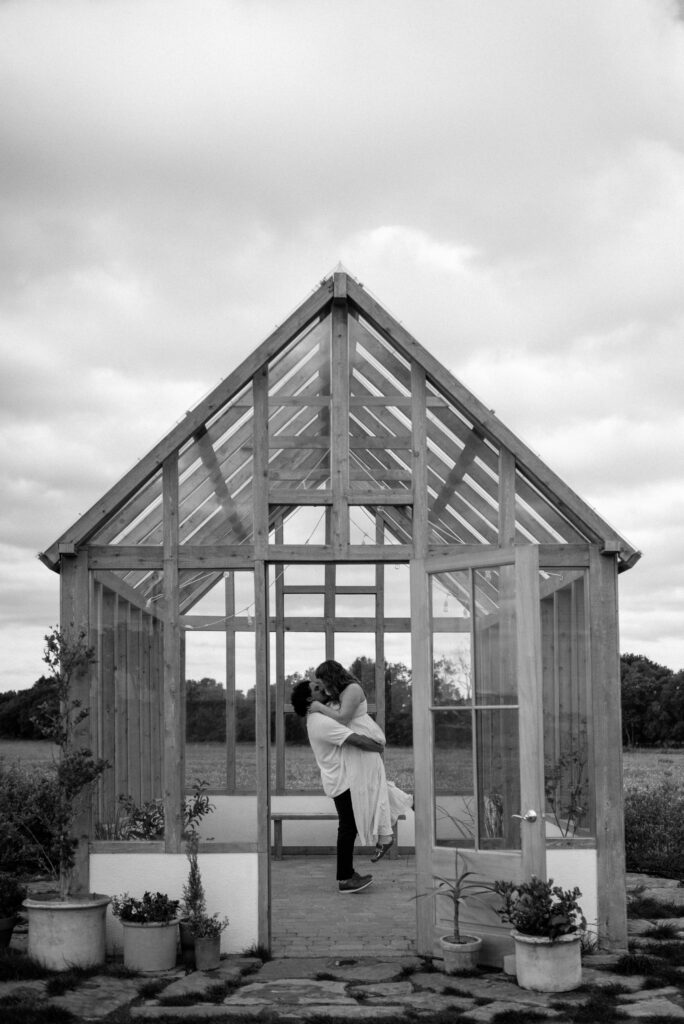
[546,848,598,936]
[90,852,258,955]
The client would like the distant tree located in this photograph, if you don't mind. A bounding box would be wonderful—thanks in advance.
[620,654,674,746]
[0,677,56,739]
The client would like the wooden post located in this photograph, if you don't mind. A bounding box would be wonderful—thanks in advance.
[162,454,183,853]
[225,572,237,793]
[59,549,92,893]
[515,545,546,879]
[590,547,628,950]
[254,559,271,949]
[331,275,349,557]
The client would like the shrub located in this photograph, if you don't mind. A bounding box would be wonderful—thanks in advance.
[0,760,61,876]
[624,778,684,878]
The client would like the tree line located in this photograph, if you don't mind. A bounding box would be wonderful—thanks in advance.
[1,653,682,747]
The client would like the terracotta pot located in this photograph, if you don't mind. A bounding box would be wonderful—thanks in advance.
[0,915,18,948]
[439,933,482,974]
[23,893,110,972]
[121,918,180,972]
[194,934,221,971]
[512,931,582,992]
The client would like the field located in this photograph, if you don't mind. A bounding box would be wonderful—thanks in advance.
[1,739,683,794]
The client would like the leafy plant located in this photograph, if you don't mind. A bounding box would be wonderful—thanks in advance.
[492,876,586,940]
[544,742,588,838]
[96,779,215,841]
[0,761,61,876]
[0,873,27,918]
[29,628,110,898]
[413,850,494,944]
[190,912,229,938]
[110,891,179,924]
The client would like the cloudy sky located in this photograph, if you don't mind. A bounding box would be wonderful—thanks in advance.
[1,0,683,693]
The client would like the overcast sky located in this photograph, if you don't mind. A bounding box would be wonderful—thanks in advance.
[1,0,683,693]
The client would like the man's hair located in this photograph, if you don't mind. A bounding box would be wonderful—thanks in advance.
[290,678,312,718]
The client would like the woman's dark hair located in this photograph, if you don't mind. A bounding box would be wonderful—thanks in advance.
[314,660,361,701]
[290,678,312,718]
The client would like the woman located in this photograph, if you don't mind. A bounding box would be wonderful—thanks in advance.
[308,660,413,861]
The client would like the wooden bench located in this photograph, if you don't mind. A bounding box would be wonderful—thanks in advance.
[270,811,405,861]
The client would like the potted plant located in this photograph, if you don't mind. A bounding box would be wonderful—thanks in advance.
[0,872,27,947]
[180,834,228,971]
[414,851,493,973]
[22,628,111,971]
[492,876,586,992]
[111,891,181,972]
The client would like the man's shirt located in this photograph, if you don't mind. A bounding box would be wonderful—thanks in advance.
[306,713,353,797]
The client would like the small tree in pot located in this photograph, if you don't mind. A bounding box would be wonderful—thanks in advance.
[23,628,111,970]
[414,851,493,973]
[181,834,228,971]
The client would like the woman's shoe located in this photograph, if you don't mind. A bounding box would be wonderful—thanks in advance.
[370,838,394,862]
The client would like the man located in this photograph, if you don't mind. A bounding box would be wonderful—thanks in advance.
[290,676,385,893]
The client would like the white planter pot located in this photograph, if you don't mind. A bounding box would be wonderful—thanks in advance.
[121,919,180,972]
[439,933,483,974]
[23,893,110,971]
[512,931,582,992]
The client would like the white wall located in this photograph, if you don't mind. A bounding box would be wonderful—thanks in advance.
[546,848,598,936]
[90,852,258,955]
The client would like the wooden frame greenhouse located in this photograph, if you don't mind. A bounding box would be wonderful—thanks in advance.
[41,269,640,960]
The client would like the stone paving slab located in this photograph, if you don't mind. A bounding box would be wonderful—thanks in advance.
[464,1000,564,1021]
[50,977,144,1021]
[618,985,682,1002]
[347,980,414,1000]
[278,1007,402,1020]
[620,997,684,1018]
[223,978,357,1005]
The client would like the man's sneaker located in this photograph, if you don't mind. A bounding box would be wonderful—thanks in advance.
[338,873,373,894]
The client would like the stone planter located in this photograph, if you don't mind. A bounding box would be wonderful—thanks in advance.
[23,893,110,971]
[194,934,221,971]
[439,933,483,974]
[512,931,582,992]
[121,918,180,972]
[0,915,18,948]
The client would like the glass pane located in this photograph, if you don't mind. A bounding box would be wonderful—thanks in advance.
[474,565,517,705]
[540,569,593,838]
[431,570,472,706]
[433,710,475,849]
[476,708,520,849]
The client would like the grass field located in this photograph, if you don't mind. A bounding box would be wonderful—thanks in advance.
[1,738,682,794]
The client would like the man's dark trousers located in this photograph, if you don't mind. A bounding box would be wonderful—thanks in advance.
[333,788,357,881]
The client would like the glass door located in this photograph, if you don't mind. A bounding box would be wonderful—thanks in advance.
[411,547,545,964]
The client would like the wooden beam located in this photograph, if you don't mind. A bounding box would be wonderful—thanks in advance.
[254,560,271,949]
[43,280,334,567]
[590,547,628,951]
[330,297,349,555]
[498,448,517,546]
[59,550,92,893]
[252,368,269,560]
[346,277,637,561]
[162,455,183,854]
[192,425,249,542]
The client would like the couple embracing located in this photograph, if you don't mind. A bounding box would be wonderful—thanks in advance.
[290,660,413,894]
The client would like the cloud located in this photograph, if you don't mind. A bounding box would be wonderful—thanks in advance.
[1,0,684,687]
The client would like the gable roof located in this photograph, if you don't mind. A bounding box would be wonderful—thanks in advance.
[40,270,640,576]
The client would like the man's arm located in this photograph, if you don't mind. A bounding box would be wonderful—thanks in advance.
[342,733,384,753]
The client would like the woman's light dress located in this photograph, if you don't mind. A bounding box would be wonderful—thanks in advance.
[340,698,413,846]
